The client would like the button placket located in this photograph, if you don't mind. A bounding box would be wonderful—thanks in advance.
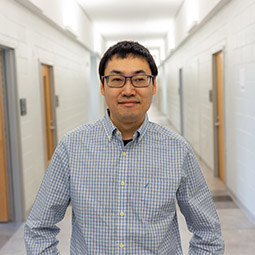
[117,148,128,252]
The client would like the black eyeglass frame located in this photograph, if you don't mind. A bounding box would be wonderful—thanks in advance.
[102,74,154,88]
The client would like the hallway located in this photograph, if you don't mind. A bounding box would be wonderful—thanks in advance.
[0,105,255,255]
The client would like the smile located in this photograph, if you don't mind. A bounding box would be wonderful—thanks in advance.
[118,101,140,107]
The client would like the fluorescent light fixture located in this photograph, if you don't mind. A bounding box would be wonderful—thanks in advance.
[94,18,173,37]
[63,0,78,34]
[186,0,199,28]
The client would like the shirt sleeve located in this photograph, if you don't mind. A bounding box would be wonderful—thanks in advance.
[176,146,225,254]
[24,139,71,255]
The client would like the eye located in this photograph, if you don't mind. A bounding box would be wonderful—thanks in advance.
[112,77,123,82]
[108,76,125,86]
[133,76,146,82]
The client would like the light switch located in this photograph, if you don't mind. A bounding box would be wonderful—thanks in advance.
[20,98,27,116]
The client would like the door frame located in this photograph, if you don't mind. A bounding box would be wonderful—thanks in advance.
[0,46,25,222]
[179,68,184,136]
[212,50,226,182]
[40,63,57,168]
[0,48,9,222]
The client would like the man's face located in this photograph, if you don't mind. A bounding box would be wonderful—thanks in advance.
[100,55,156,128]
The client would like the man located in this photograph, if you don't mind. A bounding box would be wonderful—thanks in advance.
[24,41,224,254]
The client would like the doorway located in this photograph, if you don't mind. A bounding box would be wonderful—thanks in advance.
[41,64,57,168]
[213,51,226,183]
[0,49,9,222]
[179,68,184,136]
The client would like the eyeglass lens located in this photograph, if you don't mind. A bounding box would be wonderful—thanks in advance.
[107,75,151,87]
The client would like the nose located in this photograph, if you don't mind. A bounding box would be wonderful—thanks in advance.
[121,77,136,96]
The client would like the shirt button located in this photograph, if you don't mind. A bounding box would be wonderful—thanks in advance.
[121,181,125,186]
[116,131,120,135]
[122,152,126,156]
[120,244,124,249]
[120,212,125,216]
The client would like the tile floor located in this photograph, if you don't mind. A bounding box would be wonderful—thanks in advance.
[1,105,255,254]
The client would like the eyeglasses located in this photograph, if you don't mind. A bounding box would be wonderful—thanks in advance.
[102,74,154,88]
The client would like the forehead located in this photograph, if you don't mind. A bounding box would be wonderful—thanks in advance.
[105,55,151,73]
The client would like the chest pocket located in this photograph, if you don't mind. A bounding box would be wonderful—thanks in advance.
[128,176,176,224]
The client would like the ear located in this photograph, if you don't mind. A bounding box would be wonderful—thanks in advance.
[152,78,157,95]
[100,80,105,96]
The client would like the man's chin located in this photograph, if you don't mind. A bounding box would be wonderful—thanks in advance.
[119,113,145,124]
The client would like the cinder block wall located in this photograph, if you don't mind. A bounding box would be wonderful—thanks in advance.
[0,0,92,213]
[160,0,255,222]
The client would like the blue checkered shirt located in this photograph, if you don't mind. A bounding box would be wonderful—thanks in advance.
[24,111,224,254]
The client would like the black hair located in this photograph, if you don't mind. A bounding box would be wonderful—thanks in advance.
[98,41,158,79]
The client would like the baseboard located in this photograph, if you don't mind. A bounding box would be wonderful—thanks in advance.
[226,186,255,224]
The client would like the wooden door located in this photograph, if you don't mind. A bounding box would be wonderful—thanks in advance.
[0,49,9,222]
[215,51,225,183]
[41,64,56,167]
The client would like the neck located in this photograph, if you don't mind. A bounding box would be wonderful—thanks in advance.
[116,122,141,140]
[109,115,145,140]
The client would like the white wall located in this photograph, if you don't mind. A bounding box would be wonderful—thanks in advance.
[16,0,105,54]
[0,0,104,214]
[159,0,255,222]
[174,0,228,48]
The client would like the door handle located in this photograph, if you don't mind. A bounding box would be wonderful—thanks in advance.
[49,125,55,130]
[214,122,220,127]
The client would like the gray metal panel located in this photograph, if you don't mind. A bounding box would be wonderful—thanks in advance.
[3,48,25,222]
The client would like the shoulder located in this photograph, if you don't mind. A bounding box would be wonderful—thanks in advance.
[60,118,104,143]
[146,121,191,151]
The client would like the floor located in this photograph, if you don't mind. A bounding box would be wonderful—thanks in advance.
[1,105,255,254]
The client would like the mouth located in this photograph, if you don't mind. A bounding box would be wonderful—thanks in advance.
[118,100,140,107]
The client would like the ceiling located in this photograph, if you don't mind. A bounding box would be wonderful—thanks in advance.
[77,0,184,42]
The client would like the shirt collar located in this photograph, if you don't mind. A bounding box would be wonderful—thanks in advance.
[102,109,149,142]
[135,114,149,142]
[103,110,117,141]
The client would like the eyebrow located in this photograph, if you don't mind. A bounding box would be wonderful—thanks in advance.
[109,70,147,75]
